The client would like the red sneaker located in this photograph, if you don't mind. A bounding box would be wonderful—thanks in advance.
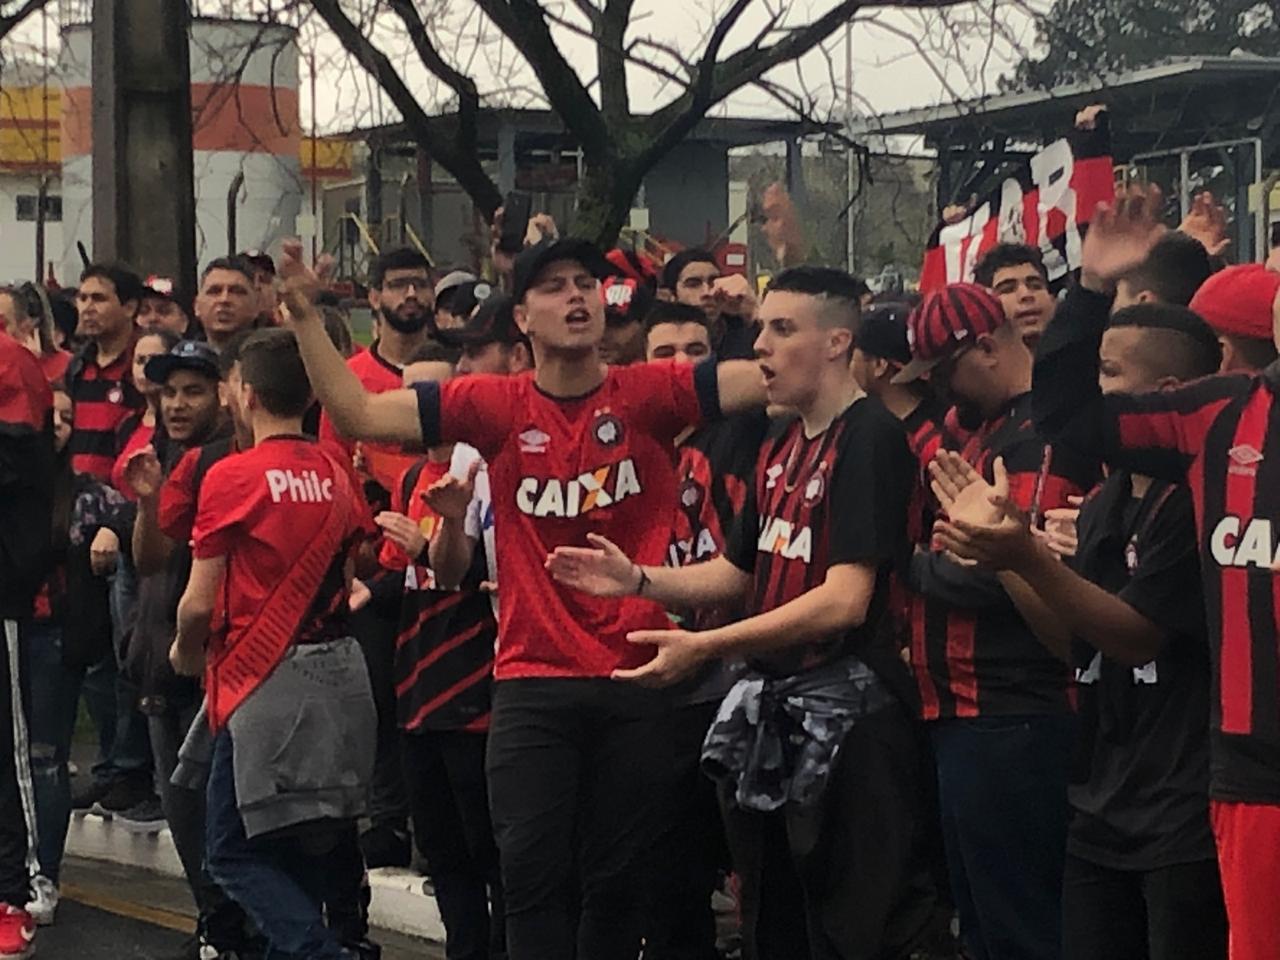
[0,903,35,959]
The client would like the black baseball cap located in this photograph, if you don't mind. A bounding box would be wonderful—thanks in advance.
[434,294,526,349]
[144,339,221,383]
[239,249,275,278]
[511,238,613,303]
[855,304,912,365]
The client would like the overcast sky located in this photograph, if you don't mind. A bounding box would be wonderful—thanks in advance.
[8,0,1048,135]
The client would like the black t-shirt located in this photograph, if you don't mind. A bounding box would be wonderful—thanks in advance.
[726,396,915,679]
[1067,472,1216,870]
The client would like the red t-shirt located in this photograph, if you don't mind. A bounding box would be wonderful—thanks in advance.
[413,360,718,679]
[318,342,420,497]
[192,436,374,725]
[40,349,71,386]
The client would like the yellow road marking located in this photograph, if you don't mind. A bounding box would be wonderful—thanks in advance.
[61,882,195,934]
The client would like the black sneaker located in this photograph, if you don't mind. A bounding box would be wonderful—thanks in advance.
[358,824,411,870]
[96,773,155,818]
[70,777,112,814]
[115,794,166,834]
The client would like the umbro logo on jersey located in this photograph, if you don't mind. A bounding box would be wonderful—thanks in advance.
[757,516,813,562]
[765,464,785,489]
[266,469,334,504]
[519,428,551,454]
[1210,516,1280,569]
[1228,444,1264,476]
[516,458,642,518]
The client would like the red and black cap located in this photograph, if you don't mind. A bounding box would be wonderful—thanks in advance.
[893,282,1006,384]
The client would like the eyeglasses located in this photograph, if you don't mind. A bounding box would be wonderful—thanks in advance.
[384,276,431,293]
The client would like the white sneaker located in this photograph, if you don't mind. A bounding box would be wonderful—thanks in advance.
[24,876,57,927]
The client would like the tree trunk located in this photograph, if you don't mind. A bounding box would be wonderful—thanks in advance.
[571,157,644,248]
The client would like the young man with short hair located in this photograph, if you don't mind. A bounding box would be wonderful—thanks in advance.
[1189,263,1280,373]
[973,243,1056,350]
[195,258,260,353]
[641,300,766,959]
[1112,231,1212,310]
[894,282,1098,960]
[548,266,933,960]
[281,236,766,959]
[1033,186,1280,960]
[122,340,250,959]
[172,329,377,960]
[662,249,758,360]
[374,347,503,960]
[319,245,437,870]
[936,302,1229,960]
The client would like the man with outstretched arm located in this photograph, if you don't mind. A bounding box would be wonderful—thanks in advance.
[279,237,766,959]
[548,267,934,960]
[1031,184,1280,960]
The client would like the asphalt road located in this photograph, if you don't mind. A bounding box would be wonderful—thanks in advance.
[44,857,442,960]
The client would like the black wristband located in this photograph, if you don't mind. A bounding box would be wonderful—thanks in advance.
[634,565,651,596]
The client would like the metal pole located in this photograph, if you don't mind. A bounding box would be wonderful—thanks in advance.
[309,49,319,263]
[1178,150,1191,222]
[845,19,855,275]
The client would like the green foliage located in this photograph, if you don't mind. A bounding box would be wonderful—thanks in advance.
[1010,0,1280,89]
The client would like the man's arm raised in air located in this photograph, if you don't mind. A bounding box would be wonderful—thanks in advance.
[278,242,422,445]
[1034,186,1244,480]
[715,359,767,415]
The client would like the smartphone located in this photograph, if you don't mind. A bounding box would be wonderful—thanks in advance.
[499,191,533,254]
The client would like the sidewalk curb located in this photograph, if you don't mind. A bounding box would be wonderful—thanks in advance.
[65,813,446,943]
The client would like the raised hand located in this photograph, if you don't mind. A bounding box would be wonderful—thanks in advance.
[422,460,480,522]
[89,527,120,576]
[277,239,334,321]
[929,451,1007,527]
[124,445,164,501]
[545,533,641,598]
[1041,498,1083,560]
[612,628,706,687]
[934,499,1036,571]
[375,511,426,561]
[714,274,759,318]
[1080,185,1168,293]
[1179,192,1231,258]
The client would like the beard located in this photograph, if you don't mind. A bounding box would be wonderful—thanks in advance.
[954,400,985,432]
[380,304,430,334]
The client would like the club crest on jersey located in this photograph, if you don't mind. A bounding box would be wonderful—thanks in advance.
[679,479,703,510]
[804,469,825,504]
[516,458,642,518]
[519,428,551,454]
[765,464,785,490]
[757,516,812,562]
[107,385,123,404]
[1210,515,1280,569]
[592,413,624,448]
[1228,444,1264,476]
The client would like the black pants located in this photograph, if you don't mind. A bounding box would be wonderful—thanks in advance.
[352,605,410,830]
[486,678,675,960]
[1062,854,1227,960]
[720,705,935,960]
[0,620,35,906]
[645,699,726,960]
[402,729,503,960]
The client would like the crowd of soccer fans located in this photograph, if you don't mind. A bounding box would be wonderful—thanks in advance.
[1,104,1279,960]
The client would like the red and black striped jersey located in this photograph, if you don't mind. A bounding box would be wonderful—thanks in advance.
[910,392,1098,720]
[725,397,915,680]
[384,455,496,734]
[67,342,144,481]
[1036,285,1280,804]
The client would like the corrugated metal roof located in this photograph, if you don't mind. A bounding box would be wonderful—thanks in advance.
[849,55,1280,137]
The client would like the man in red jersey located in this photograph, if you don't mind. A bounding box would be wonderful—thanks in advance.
[280,235,766,959]
[320,246,437,868]
[172,328,376,960]
[1032,185,1280,960]
[547,267,935,960]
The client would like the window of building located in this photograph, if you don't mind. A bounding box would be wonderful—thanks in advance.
[15,195,62,222]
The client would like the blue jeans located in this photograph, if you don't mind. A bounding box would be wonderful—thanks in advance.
[21,621,79,884]
[930,714,1075,960]
[78,653,151,782]
[205,729,351,960]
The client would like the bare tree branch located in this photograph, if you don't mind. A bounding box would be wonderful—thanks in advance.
[0,0,49,44]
